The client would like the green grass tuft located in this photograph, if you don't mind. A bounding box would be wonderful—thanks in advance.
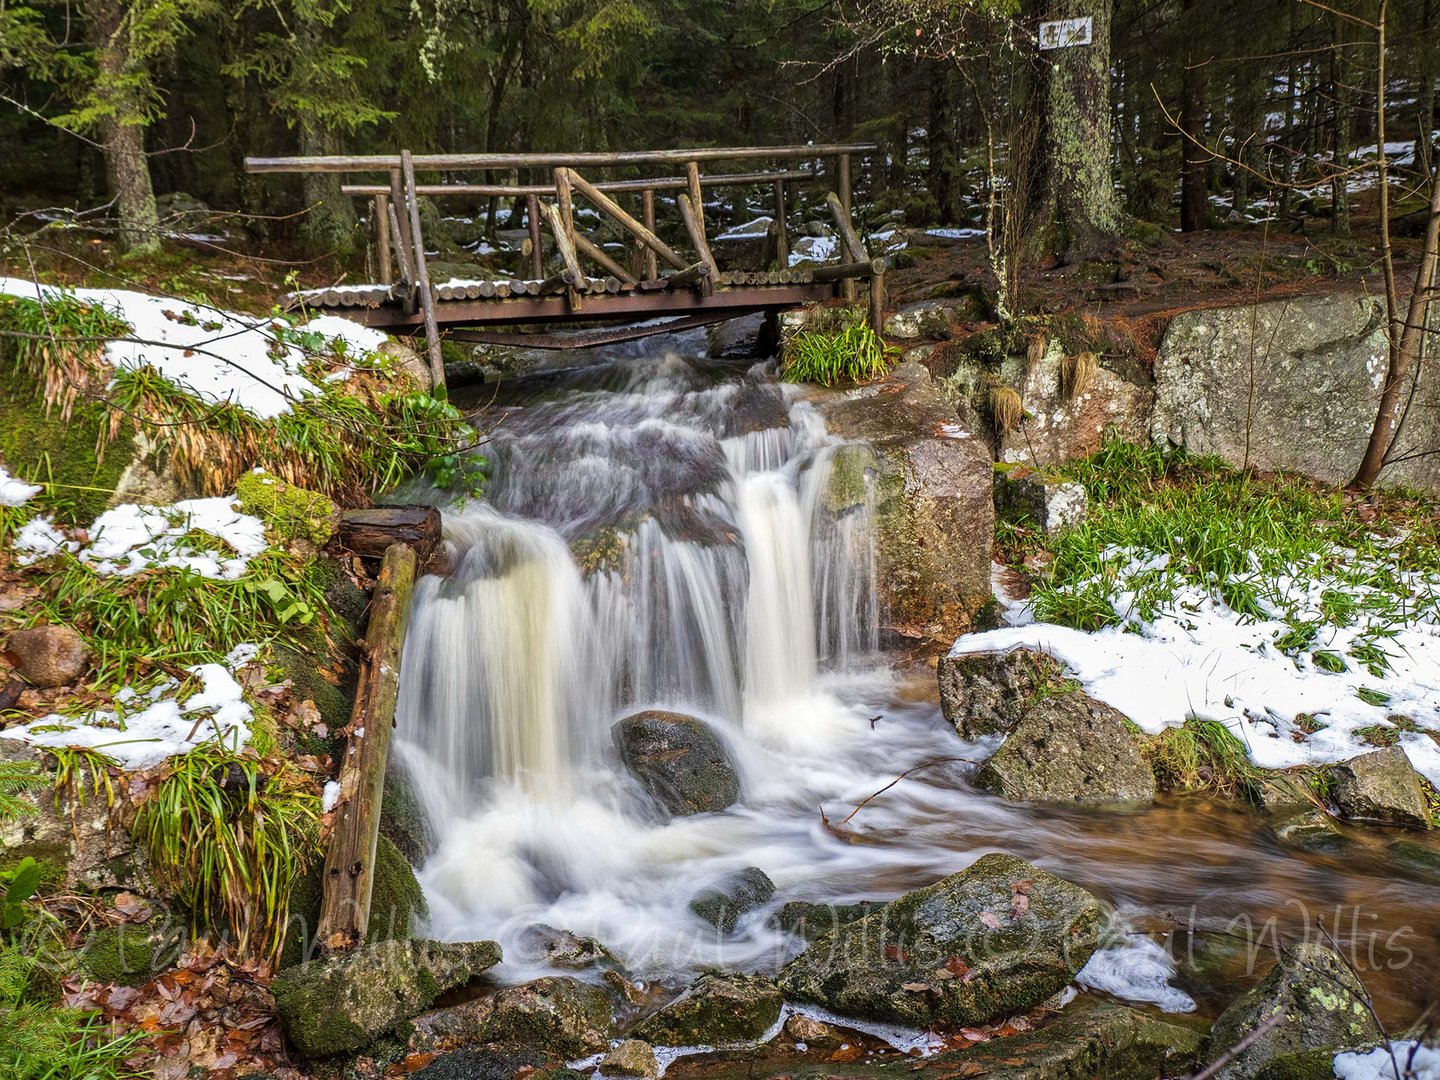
[1148,717,1262,796]
[782,308,895,386]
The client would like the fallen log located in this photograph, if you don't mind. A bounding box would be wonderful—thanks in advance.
[338,506,442,562]
[316,543,418,951]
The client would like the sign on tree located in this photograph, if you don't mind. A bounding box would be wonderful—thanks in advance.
[1038,17,1093,50]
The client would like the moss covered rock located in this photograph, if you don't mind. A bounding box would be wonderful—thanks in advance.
[778,853,1102,1028]
[272,937,501,1058]
[939,647,1070,741]
[776,899,883,942]
[380,757,437,867]
[1207,942,1381,1080]
[237,469,339,547]
[281,834,426,969]
[632,972,783,1046]
[612,710,740,817]
[600,1039,660,1078]
[688,867,774,934]
[78,924,181,986]
[483,976,612,1058]
[1329,747,1432,830]
[975,691,1156,805]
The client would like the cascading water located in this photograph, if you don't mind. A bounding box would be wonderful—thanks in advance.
[394,333,1440,1023]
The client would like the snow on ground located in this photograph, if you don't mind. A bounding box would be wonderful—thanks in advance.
[0,279,388,419]
[925,227,985,240]
[16,497,268,579]
[713,216,773,241]
[1335,1042,1440,1080]
[0,652,255,770]
[0,467,41,506]
[956,565,1440,786]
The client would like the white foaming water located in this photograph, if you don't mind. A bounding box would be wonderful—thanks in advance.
[390,348,1417,1021]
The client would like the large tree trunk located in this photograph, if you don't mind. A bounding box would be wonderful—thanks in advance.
[84,0,161,257]
[297,121,356,257]
[1017,0,1125,256]
[927,60,965,224]
[1178,0,1208,233]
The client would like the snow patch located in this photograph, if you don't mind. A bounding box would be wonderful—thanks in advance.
[1334,1042,1440,1080]
[0,467,41,507]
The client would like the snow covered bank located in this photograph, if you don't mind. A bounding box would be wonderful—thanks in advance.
[954,569,1440,786]
[0,648,257,770]
[0,279,388,419]
[0,466,41,506]
[16,496,269,579]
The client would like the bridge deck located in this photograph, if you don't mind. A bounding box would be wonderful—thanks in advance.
[247,145,881,379]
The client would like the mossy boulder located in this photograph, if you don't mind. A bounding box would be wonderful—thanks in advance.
[78,924,182,986]
[380,757,437,867]
[778,853,1103,1028]
[281,834,426,969]
[1386,838,1440,883]
[272,937,501,1058]
[814,363,994,644]
[1206,942,1382,1080]
[599,1039,660,1078]
[689,866,775,934]
[1271,808,1350,854]
[632,972,783,1046]
[993,463,1087,535]
[975,691,1156,805]
[1328,747,1432,829]
[906,1001,1204,1080]
[612,710,740,817]
[236,469,338,547]
[939,646,1070,741]
[777,899,882,942]
[484,976,613,1058]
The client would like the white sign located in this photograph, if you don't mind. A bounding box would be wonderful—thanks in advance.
[1038,16,1093,50]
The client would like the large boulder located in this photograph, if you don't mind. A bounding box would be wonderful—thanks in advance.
[632,972,783,1046]
[939,646,1069,741]
[993,463,1087,535]
[1328,747,1432,830]
[975,692,1157,805]
[777,899,883,942]
[813,363,994,643]
[1206,942,1381,1080]
[1152,292,1440,493]
[689,866,775,933]
[271,938,502,1058]
[907,1001,1202,1080]
[611,710,740,816]
[5,625,88,688]
[484,976,612,1058]
[778,853,1103,1028]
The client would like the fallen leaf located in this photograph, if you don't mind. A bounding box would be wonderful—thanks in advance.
[884,944,911,963]
[829,1046,864,1063]
[944,956,971,977]
[1010,894,1030,920]
[1010,878,1034,895]
[977,911,1001,929]
[901,982,931,992]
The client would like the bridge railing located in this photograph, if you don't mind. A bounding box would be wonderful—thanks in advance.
[244,145,880,389]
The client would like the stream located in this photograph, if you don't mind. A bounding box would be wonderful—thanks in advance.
[393,328,1440,1032]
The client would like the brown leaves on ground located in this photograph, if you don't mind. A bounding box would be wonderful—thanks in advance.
[62,940,301,1080]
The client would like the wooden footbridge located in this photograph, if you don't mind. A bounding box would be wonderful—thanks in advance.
[244,145,883,389]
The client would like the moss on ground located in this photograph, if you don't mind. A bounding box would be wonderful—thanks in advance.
[79,926,164,986]
[236,470,338,547]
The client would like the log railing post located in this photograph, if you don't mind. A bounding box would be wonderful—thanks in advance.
[374,195,392,286]
[542,200,585,311]
[316,543,418,952]
[526,194,544,279]
[869,271,885,335]
[773,179,789,269]
[640,189,658,280]
[685,160,704,233]
[554,167,575,240]
[565,168,689,271]
[390,168,415,307]
[401,150,446,394]
[677,192,717,296]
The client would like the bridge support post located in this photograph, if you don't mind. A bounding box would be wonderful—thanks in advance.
[374,195,392,286]
[401,150,446,394]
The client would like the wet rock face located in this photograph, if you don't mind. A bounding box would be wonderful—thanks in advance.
[778,853,1103,1029]
[611,710,741,816]
[1207,942,1382,1080]
[938,647,1069,741]
[777,899,883,942]
[993,464,1087,535]
[271,938,502,1058]
[1329,747,1433,830]
[974,691,1157,806]
[632,972,783,1046]
[600,1039,660,1078]
[814,363,994,644]
[5,625,87,688]
[689,866,775,934]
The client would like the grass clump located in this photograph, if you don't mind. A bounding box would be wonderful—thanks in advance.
[782,308,895,386]
[132,739,321,964]
[1013,439,1440,675]
[0,760,45,822]
[984,383,1025,432]
[1149,717,1262,796]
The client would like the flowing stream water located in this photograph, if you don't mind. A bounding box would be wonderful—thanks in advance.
[394,330,1440,1030]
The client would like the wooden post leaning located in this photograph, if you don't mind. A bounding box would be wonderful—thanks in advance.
[640,189,659,280]
[676,192,717,296]
[563,168,689,271]
[315,543,418,952]
[400,151,446,394]
[374,195,392,286]
[773,179,790,268]
[572,231,638,285]
[542,201,586,311]
[526,194,544,279]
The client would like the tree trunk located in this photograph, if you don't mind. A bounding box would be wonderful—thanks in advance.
[1179,0,1208,233]
[84,0,161,257]
[297,121,357,257]
[927,60,965,224]
[1017,0,1126,256]
[1329,13,1352,235]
